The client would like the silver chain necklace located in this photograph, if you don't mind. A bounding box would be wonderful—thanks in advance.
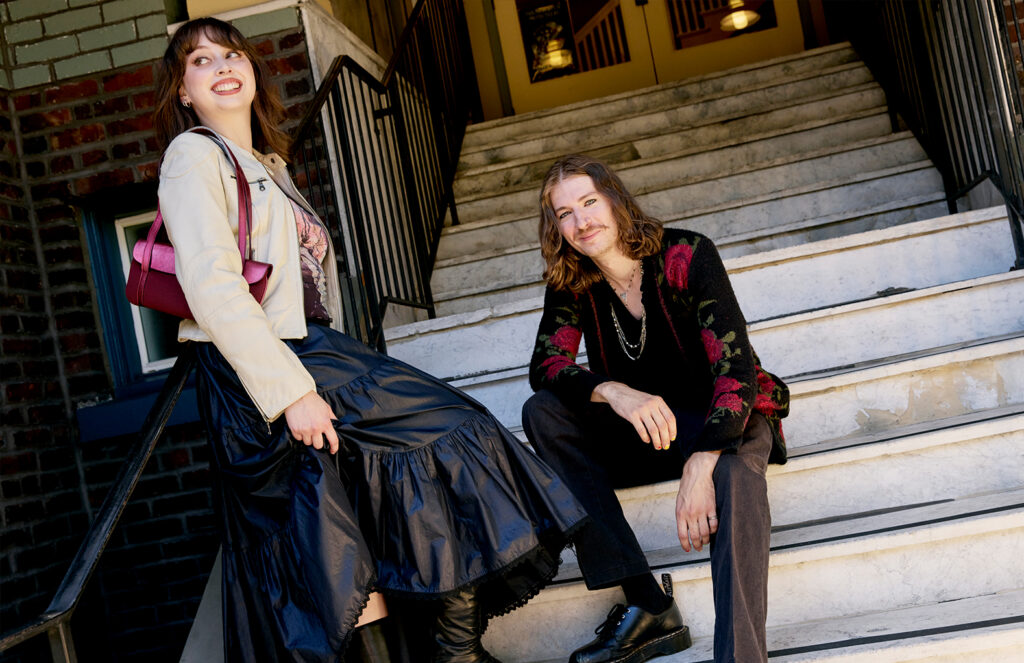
[605,262,646,360]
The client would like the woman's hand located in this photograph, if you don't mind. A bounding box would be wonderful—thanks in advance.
[284,391,339,454]
[675,450,721,552]
[592,382,677,450]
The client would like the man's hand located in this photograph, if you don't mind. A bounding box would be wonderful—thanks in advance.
[675,450,721,552]
[284,391,339,454]
[592,382,677,450]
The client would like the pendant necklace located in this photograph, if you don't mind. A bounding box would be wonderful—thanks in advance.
[605,261,646,361]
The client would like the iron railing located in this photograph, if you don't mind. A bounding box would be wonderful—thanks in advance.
[0,345,197,662]
[826,0,1024,270]
[290,0,480,351]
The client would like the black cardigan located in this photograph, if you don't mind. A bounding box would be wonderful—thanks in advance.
[529,228,790,463]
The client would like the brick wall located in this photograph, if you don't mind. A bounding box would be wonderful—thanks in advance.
[0,9,317,661]
[1007,0,1024,92]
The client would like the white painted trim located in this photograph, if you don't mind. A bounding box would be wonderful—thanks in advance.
[168,0,304,35]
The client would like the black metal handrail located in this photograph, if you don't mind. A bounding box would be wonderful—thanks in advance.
[290,0,480,351]
[826,0,1024,270]
[0,345,196,662]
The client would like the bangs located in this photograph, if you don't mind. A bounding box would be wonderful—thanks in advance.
[172,18,248,57]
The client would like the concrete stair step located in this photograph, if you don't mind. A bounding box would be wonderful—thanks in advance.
[459,62,876,172]
[482,488,1024,660]
[617,404,1024,551]
[452,100,891,204]
[442,333,1024,440]
[431,196,958,317]
[395,270,1024,398]
[529,590,1024,662]
[433,161,947,302]
[461,44,862,155]
[395,208,1014,373]
[456,131,927,226]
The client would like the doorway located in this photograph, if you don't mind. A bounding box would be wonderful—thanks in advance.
[493,0,806,114]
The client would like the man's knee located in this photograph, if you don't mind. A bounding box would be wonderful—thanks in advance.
[522,389,569,431]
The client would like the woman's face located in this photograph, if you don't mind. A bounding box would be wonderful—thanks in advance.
[549,174,622,263]
[179,32,256,126]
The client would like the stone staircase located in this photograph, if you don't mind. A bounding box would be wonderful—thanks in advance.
[384,43,1024,662]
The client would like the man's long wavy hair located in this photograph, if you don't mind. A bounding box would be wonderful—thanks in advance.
[539,155,664,293]
[153,17,290,158]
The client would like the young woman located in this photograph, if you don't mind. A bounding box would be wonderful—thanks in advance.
[152,17,586,663]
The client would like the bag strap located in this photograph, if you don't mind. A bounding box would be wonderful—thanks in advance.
[139,128,256,276]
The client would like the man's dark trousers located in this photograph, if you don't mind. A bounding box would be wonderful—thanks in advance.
[522,389,773,663]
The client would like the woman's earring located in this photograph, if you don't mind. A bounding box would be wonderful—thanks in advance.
[181,98,191,108]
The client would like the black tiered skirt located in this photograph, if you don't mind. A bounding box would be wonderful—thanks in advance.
[194,323,587,663]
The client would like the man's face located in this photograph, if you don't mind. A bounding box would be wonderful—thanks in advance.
[549,174,620,262]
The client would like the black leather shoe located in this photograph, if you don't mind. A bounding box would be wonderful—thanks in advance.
[432,588,503,663]
[569,602,692,663]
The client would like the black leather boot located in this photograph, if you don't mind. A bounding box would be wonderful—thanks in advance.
[431,588,503,663]
[351,622,392,663]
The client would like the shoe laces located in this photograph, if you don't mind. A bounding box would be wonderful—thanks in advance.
[595,604,629,636]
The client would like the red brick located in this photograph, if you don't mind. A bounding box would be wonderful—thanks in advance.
[103,66,155,93]
[138,160,159,181]
[20,108,73,133]
[0,452,38,475]
[113,141,142,159]
[144,136,160,153]
[51,124,106,150]
[49,155,75,175]
[253,39,274,56]
[5,381,43,404]
[268,53,309,76]
[2,337,42,355]
[58,332,98,353]
[132,90,156,109]
[14,92,42,112]
[37,204,74,223]
[279,32,304,50]
[32,181,71,201]
[285,78,311,99]
[161,449,190,470]
[81,149,108,167]
[107,114,153,137]
[44,80,100,105]
[73,96,131,121]
[73,168,135,196]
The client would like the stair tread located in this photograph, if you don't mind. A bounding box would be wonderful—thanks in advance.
[462,55,866,154]
[543,487,1024,588]
[611,403,1024,503]
[464,43,858,138]
[530,590,1024,663]
[456,89,886,180]
[455,119,910,206]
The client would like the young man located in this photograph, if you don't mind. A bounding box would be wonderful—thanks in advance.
[522,155,789,663]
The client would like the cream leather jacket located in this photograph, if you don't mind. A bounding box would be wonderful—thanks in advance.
[159,129,344,422]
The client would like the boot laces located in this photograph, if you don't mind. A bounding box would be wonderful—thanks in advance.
[595,604,629,635]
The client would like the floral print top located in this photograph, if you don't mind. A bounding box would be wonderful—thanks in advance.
[289,199,331,323]
[529,228,790,462]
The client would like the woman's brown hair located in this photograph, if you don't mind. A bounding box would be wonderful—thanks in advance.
[539,154,664,293]
[153,17,290,158]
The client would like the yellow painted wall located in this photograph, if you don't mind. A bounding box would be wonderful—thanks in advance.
[464,1,504,121]
[472,0,808,117]
[186,0,331,19]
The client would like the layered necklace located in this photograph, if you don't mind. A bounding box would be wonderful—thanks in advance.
[604,261,646,361]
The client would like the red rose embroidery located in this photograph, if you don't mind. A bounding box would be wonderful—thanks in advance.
[665,243,694,290]
[755,393,775,411]
[549,325,581,353]
[715,392,743,412]
[756,369,775,394]
[540,355,574,381]
[702,329,725,363]
[712,377,742,400]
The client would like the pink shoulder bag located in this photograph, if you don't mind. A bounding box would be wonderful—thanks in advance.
[125,128,272,320]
